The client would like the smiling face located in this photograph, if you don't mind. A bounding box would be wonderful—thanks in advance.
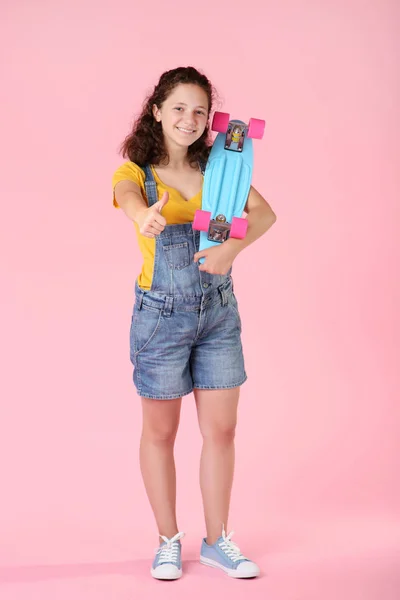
[152,83,209,152]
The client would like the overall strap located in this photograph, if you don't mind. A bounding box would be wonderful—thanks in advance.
[198,160,207,175]
[142,164,159,207]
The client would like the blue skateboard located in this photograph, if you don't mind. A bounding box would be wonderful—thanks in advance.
[193,111,265,261]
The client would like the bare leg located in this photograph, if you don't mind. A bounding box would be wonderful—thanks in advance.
[194,387,240,545]
[139,397,182,542]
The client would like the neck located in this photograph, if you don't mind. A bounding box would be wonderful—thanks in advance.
[160,141,190,169]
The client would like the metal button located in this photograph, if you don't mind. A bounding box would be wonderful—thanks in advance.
[203,283,209,288]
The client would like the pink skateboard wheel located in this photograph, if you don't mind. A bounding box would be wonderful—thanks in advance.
[230,217,248,239]
[211,111,231,133]
[247,118,265,139]
[193,210,211,232]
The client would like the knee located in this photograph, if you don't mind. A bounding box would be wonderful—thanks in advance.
[201,422,237,445]
[142,421,179,446]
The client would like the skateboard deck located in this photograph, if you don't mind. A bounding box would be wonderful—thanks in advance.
[193,112,265,262]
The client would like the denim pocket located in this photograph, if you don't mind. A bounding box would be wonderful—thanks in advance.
[131,304,163,357]
[162,242,190,270]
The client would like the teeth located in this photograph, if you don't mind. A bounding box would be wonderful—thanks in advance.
[178,127,194,133]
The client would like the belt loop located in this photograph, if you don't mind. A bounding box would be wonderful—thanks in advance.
[163,296,173,317]
[218,284,228,307]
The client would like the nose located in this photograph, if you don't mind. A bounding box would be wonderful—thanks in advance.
[182,111,197,126]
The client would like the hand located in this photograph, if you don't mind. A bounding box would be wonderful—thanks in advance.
[136,192,169,238]
[194,243,238,275]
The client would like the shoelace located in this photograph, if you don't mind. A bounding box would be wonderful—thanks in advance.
[218,527,247,563]
[155,531,185,565]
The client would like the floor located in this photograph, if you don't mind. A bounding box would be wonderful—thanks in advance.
[1,519,399,600]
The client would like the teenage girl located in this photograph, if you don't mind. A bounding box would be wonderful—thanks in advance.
[112,66,276,580]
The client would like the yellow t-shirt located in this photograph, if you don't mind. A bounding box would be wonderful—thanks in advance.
[112,162,202,290]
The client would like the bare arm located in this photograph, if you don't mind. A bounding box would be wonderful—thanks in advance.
[114,180,148,223]
[224,185,277,256]
[114,180,169,238]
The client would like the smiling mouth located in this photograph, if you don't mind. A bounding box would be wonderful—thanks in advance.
[176,127,196,134]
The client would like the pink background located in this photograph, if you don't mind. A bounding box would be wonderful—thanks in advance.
[1,0,399,598]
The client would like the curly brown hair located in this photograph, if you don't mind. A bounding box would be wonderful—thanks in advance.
[120,66,216,167]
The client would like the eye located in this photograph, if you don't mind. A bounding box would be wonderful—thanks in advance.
[174,107,183,111]
[196,110,206,116]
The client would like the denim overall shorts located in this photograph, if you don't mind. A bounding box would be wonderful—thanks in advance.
[130,164,247,399]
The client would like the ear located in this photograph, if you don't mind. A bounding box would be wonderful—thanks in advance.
[152,104,161,122]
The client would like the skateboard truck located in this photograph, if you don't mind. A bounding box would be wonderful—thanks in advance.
[208,214,230,243]
[193,210,248,242]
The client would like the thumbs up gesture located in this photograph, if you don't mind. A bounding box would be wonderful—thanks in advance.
[136,192,169,238]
